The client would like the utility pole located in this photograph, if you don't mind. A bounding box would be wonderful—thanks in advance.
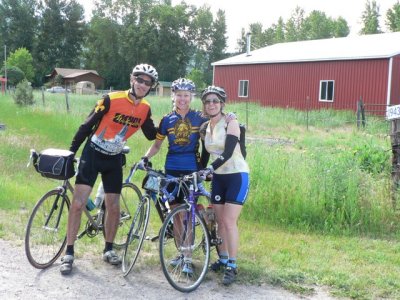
[4,45,7,94]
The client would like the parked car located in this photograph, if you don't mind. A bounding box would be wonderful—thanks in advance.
[46,86,71,93]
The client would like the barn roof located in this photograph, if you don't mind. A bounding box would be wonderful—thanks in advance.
[213,32,400,66]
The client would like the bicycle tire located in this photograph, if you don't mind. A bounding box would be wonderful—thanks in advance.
[25,189,70,269]
[104,183,142,250]
[122,195,150,276]
[159,204,210,293]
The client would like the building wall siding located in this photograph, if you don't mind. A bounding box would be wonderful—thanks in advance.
[214,58,392,112]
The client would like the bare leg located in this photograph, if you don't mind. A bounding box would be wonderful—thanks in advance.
[104,193,120,243]
[214,204,228,254]
[66,184,93,245]
[222,203,242,259]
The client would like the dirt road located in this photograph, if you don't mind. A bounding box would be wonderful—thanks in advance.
[0,239,334,300]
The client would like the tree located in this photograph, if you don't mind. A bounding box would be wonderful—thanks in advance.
[285,6,306,42]
[207,9,228,83]
[360,0,382,34]
[35,0,65,81]
[235,29,247,53]
[84,16,126,89]
[6,48,35,82]
[35,0,86,85]
[0,66,25,86]
[187,68,206,92]
[190,5,214,72]
[386,1,400,32]
[303,11,334,40]
[247,23,266,50]
[236,6,350,50]
[332,17,350,37]
[274,17,286,43]
[61,0,87,67]
[140,3,192,81]
[0,0,38,52]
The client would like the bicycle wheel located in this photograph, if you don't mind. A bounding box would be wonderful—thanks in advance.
[25,189,70,269]
[122,195,150,276]
[110,183,142,249]
[159,204,210,293]
[145,196,168,243]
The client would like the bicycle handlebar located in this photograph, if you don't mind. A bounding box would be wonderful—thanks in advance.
[127,162,210,201]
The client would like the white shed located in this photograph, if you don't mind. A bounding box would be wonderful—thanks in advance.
[76,81,96,95]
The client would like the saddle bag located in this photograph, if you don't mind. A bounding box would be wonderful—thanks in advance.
[33,148,75,180]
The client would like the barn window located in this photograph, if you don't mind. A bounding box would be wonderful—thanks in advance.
[239,80,249,97]
[319,80,334,102]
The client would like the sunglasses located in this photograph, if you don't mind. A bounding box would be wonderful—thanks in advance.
[135,76,153,87]
[203,98,222,105]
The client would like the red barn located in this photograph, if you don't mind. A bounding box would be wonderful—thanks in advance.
[212,32,400,112]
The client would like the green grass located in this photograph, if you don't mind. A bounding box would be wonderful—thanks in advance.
[1,91,400,299]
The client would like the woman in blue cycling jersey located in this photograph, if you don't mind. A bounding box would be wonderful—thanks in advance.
[142,78,207,275]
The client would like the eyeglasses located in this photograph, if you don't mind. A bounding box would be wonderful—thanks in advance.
[203,98,222,105]
[135,76,153,87]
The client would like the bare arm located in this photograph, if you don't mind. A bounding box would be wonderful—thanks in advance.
[144,139,164,159]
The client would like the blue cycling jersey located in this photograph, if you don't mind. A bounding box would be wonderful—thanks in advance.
[157,110,208,171]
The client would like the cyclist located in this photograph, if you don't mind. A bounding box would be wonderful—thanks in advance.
[142,78,207,275]
[60,63,159,275]
[142,78,235,274]
[199,86,250,285]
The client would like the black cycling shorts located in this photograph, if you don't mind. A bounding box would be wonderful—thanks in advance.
[75,143,123,194]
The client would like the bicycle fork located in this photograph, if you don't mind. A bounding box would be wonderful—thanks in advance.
[43,187,67,232]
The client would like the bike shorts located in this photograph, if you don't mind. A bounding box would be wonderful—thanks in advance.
[75,143,123,194]
[211,172,249,205]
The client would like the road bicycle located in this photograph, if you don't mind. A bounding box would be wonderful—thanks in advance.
[121,163,212,278]
[24,147,140,269]
[157,170,221,293]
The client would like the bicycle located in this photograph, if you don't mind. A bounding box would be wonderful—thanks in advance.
[157,170,221,293]
[24,147,141,269]
[121,163,212,277]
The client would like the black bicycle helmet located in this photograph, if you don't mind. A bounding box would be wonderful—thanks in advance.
[132,63,159,83]
[201,85,227,102]
[171,78,196,92]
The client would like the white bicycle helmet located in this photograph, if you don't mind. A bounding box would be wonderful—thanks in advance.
[171,78,196,92]
[132,63,159,83]
[201,86,227,102]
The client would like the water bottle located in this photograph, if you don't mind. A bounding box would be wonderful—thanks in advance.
[94,183,105,208]
[86,197,96,211]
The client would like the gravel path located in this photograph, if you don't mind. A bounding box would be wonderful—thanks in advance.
[0,239,335,300]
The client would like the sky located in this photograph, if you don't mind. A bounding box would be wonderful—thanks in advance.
[77,0,399,52]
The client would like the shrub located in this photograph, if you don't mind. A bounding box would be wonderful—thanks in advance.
[353,144,390,175]
[13,79,34,106]
[0,66,25,86]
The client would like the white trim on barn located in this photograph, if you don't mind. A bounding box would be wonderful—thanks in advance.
[213,32,400,66]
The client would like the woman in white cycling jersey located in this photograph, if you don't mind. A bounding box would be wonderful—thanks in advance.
[200,86,250,286]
